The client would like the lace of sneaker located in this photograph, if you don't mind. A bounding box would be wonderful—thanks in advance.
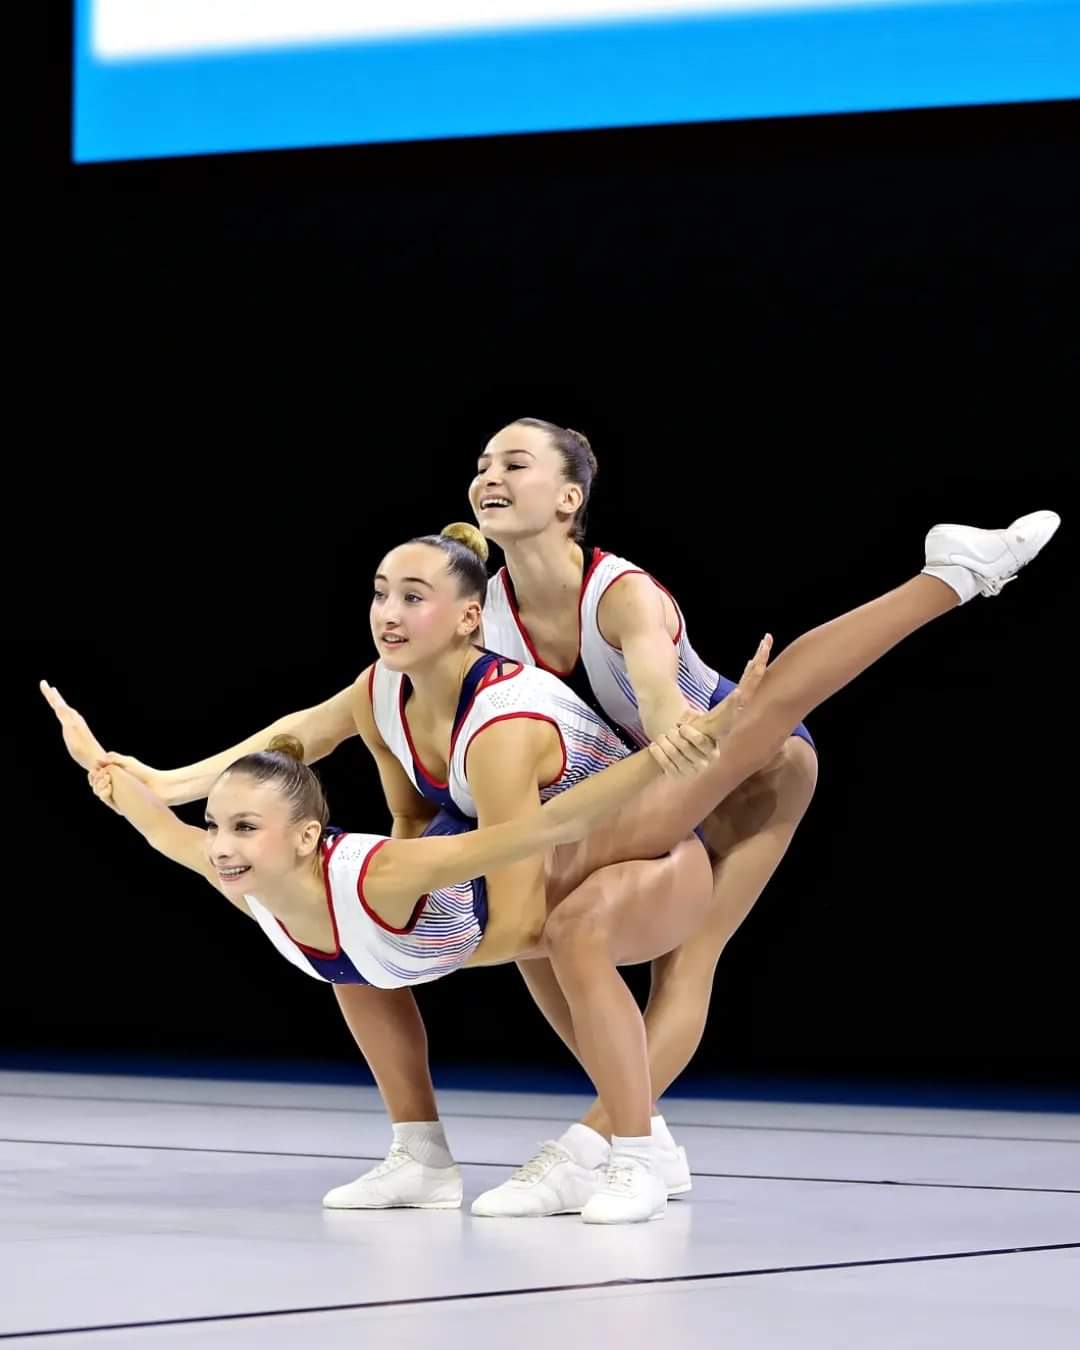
[510,1141,570,1184]
[366,1140,414,1178]
[977,573,1015,598]
[600,1156,647,1195]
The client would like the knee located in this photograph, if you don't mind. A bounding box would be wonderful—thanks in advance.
[773,735,819,818]
[543,901,610,966]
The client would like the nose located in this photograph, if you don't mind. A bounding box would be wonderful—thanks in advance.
[380,596,404,626]
[212,834,237,863]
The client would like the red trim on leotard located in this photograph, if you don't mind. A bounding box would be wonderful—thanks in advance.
[448,659,524,762]
[275,830,347,959]
[356,837,427,935]
[398,678,450,790]
[595,568,685,651]
[463,712,568,790]
[499,548,609,676]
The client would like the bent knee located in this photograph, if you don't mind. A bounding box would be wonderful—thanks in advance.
[543,899,610,956]
[774,734,819,812]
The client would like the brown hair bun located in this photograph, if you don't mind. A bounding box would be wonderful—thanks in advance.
[441,521,490,563]
[267,734,306,762]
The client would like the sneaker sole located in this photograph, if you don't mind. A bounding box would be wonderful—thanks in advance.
[582,1209,666,1224]
[472,1205,584,1218]
[324,1197,463,1210]
[667,1182,692,1198]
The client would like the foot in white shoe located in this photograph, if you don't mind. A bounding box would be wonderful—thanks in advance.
[923,510,1061,603]
[322,1142,463,1210]
[659,1143,692,1197]
[581,1152,667,1224]
[471,1141,605,1217]
[651,1115,692,1197]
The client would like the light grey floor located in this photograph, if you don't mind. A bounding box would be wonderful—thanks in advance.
[2,1071,1077,1347]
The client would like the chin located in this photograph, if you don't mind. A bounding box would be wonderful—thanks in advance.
[379,642,426,672]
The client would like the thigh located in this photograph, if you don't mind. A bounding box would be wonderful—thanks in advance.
[699,734,818,859]
[543,836,714,967]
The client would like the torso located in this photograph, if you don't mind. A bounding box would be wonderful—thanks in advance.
[369,649,631,821]
[483,547,720,747]
[244,831,488,989]
[367,647,632,966]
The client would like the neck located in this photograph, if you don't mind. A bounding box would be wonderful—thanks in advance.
[403,640,480,717]
[500,530,584,611]
[250,850,326,925]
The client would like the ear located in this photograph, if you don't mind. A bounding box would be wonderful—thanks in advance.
[458,598,483,638]
[297,820,323,859]
[557,481,584,518]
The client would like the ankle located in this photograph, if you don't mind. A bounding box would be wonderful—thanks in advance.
[391,1120,454,1168]
[610,1134,656,1168]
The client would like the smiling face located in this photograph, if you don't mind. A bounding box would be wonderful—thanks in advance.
[370,541,483,672]
[469,422,585,547]
[204,774,320,894]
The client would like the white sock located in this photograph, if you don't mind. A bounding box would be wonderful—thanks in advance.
[922,563,976,604]
[392,1120,454,1169]
[610,1134,656,1168]
[559,1122,611,1169]
[650,1114,677,1151]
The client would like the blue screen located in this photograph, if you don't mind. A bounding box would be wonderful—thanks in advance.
[74,0,1080,163]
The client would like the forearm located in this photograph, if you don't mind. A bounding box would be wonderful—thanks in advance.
[446,750,662,885]
[636,680,692,743]
[622,632,690,742]
[160,704,344,805]
[107,767,187,851]
[371,747,664,905]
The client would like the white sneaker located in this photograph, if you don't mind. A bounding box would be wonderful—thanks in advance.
[322,1141,463,1210]
[923,510,1061,603]
[470,1141,605,1217]
[581,1153,668,1224]
[659,1143,692,1197]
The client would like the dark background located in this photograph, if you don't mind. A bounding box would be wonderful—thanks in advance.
[11,3,1077,1096]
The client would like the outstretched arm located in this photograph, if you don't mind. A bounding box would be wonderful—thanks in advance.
[88,764,248,914]
[89,764,216,881]
[41,676,361,806]
[40,681,108,770]
[106,682,364,806]
[43,681,240,906]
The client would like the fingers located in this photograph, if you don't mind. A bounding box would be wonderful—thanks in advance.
[40,680,82,728]
[651,724,716,777]
[674,722,717,760]
[88,764,117,809]
[734,634,773,701]
[40,681,66,715]
[648,736,688,778]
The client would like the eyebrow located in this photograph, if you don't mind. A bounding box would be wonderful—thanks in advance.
[374,573,433,587]
[478,449,536,460]
[204,812,264,822]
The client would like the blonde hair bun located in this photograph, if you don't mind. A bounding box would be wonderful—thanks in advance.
[267,734,306,762]
[441,521,490,563]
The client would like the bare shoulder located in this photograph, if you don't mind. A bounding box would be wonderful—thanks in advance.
[597,568,679,644]
[350,665,382,744]
[465,711,559,791]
